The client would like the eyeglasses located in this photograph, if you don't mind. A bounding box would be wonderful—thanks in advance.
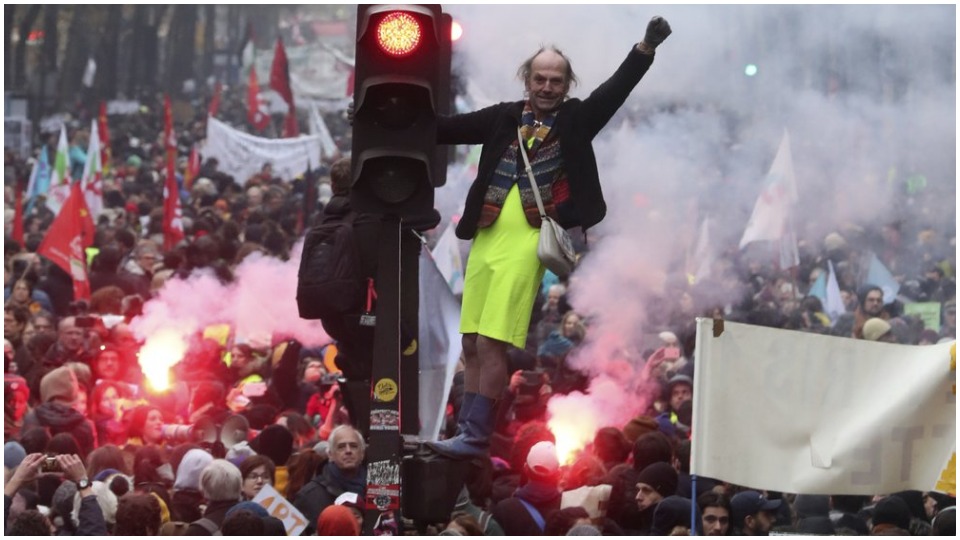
[246,473,272,482]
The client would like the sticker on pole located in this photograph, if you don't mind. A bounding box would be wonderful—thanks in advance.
[373,378,398,402]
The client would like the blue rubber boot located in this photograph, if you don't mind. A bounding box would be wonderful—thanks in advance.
[426,394,496,460]
[456,392,477,436]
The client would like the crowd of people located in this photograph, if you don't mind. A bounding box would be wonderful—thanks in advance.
[4,25,958,538]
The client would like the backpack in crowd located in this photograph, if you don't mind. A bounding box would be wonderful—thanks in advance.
[297,212,362,321]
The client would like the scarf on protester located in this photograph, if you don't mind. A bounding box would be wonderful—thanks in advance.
[328,463,367,497]
[515,478,561,507]
[477,104,570,229]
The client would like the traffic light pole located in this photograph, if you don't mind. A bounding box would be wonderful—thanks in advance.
[363,215,404,535]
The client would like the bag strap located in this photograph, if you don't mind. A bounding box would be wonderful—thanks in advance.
[192,517,221,536]
[518,498,546,532]
[517,126,548,219]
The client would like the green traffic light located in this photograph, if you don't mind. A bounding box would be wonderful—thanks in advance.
[745,64,758,77]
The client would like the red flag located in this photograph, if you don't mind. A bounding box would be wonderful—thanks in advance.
[37,182,94,301]
[98,101,111,172]
[185,145,200,191]
[247,66,270,132]
[12,182,24,244]
[208,81,222,118]
[163,95,184,251]
[270,37,294,106]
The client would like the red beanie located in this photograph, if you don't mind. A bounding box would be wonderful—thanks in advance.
[317,505,360,536]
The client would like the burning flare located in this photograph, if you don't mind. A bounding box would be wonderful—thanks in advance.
[138,329,187,392]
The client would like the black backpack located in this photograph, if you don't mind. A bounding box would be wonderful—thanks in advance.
[296,212,363,321]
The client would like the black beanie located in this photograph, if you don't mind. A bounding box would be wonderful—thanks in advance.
[251,425,294,467]
[872,496,912,531]
[636,462,679,498]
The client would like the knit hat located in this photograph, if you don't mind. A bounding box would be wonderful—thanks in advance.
[567,523,602,535]
[824,232,847,252]
[52,480,78,520]
[317,504,361,535]
[250,425,294,467]
[862,318,892,341]
[226,441,257,467]
[666,374,693,394]
[4,374,29,402]
[4,441,26,469]
[40,366,79,404]
[730,490,781,526]
[651,496,694,536]
[622,415,659,444]
[73,481,118,525]
[335,491,362,509]
[226,501,269,519]
[636,462,678,498]
[872,496,912,530]
[174,449,214,491]
[526,441,560,479]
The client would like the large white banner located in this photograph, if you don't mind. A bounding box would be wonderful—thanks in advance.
[202,117,322,184]
[418,246,463,440]
[691,318,955,495]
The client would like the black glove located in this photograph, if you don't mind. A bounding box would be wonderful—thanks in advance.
[643,16,672,48]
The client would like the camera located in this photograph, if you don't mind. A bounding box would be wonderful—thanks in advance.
[40,455,61,473]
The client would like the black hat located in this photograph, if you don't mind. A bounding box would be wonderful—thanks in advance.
[636,462,678,498]
[651,496,694,536]
[251,425,294,467]
[730,490,781,526]
[872,496,911,531]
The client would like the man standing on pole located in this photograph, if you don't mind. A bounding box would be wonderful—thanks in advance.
[427,16,673,460]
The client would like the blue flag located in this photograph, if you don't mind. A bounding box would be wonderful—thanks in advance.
[25,145,51,214]
[866,252,900,302]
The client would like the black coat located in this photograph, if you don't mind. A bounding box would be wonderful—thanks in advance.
[294,463,365,535]
[438,46,656,240]
[21,403,97,457]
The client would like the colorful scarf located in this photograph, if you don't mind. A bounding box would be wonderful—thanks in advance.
[477,104,570,229]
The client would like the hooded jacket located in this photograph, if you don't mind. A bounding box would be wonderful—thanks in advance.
[20,402,97,456]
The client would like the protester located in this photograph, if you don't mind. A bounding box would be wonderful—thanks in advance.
[427,16,673,461]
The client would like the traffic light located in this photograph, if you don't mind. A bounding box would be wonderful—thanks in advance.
[351,5,449,221]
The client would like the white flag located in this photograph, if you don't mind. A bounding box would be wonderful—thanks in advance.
[82,57,97,88]
[429,222,465,295]
[739,130,798,249]
[45,126,72,214]
[80,120,104,220]
[308,101,339,159]
[824,260,846,321]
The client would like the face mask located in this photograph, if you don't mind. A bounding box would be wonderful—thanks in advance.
[156,463,174,482]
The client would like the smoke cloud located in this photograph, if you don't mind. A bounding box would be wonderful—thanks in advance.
[443,5,956,445]
[132,240,330,375]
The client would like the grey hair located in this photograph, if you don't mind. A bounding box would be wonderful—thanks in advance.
[199,459,242,502]
[329,425,366,455]
[516,45,579,89]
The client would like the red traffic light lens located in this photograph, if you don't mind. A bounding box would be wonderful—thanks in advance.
[376,12,422,57]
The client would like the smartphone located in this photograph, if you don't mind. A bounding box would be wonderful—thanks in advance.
[664,347,681,360]
[242,382,267,397]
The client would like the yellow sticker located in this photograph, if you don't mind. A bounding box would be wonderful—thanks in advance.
[403,339,418,356]
[374,378,398,402]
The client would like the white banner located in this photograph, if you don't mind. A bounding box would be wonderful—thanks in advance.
[245,41,353,101]
[418,247,463,440]
[691,318,955,495]
[202,117,322,184]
